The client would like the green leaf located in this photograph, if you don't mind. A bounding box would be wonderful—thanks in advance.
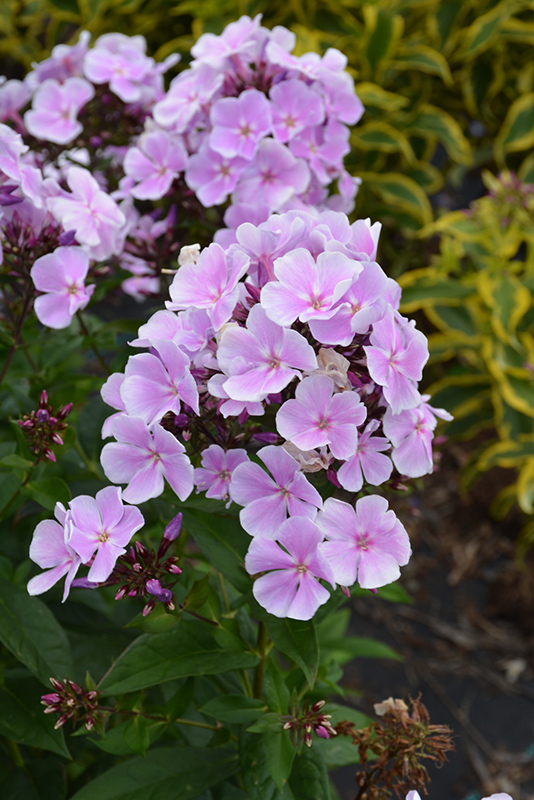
[263,658,290,714]
[288,746,330,800]
[0,454,34,470]
[240,731,294,800]
[0,577,73,685]
[182,574,212,612]
[315,706,371,767]
[99,620,258,695]
[392,45,453,85]
[353,82,408,111]
[359,172,433,226]
[69,746,239,800]
[0,677,70,759]
[399,269,474,313]
[352,122,415,162]
[495,93,534,163]
[22,478,71,511]
[321,635,401,665]
[265,729,296,793]
[91,719,166,756]
[185,510,250,593]
[478,437,534,471]
[126,603,181,634]
[200,695,267,725]
[406,103,472,165]
[251,600,319,687]
[363,7,403,74]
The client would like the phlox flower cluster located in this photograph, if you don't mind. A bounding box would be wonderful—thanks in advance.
[28,207,451,619]
[1,16,363,325]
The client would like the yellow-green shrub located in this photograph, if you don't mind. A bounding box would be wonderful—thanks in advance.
[399,171,534,553]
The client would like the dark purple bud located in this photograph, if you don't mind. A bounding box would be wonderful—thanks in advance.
[58,229,77,246]
[36,408,50,423]
[51,433,64,446]
[49,677,64,691]
[54,713,71,729]
[244,282,261,302]
[86,691,98,701]
[369,588,378,594]
[135,541,148,557]
[174,413,188,429]
[22,419,34,428]
[85,717,95,731]
[142,599,156,617]
[146,578,173,603]
[68,681,83,694]
[71,577,99,589]
[40,390,48,406]
[128,589,138,597]
[326,468,341,488]
[163,512,182,542]
[238,409,249,425]
[41,693,61,705]
[252,432,279,444]
[45,449,57,462]
[58,403,73,420]
[340,585,350,598]
[315,725,330,740]
[89,135,102,147]
[115,587,127,600]
[165,600,176,611]
[0,192,23,206]
[311,700,326,712]
[133,562,142,573]
[267,392,282,405]
[167,563,182,575]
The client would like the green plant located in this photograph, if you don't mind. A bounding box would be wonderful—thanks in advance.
[399,170,534,554]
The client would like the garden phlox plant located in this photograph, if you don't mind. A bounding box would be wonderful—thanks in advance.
[27,207,451,620]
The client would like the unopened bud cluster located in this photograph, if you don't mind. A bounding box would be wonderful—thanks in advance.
[109,513,183,616]
[282,699,337,748]
[17,390,72,462]
[41,677,100,731]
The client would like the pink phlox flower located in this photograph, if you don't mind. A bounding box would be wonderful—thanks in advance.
[101,372,126,439]
[260,247,359,327]
[382,395,452,478]
[153,65,223,132]
[120,338,199,426]
[133,308,212,359]
[100,415,194,503]
[31,246,94,329]
[364,307,429,414]
[83,33,153,103]
[185,143,247,207]
[0,123,28,183]
[348,218,381,261]
[27,502,81,601]
[317,495,411,589]
[216,303,317,402]
[265,42,342,81]
[191,14,263,68]
[166,242,249,331]
[325,170,361,214]
[24,77,94,145]
[0,79,31,122]
[233,139,310,213]
[337,419,392,492]
[290,120,350,184]
[28,31,91,85]
[67,486,144,583]
[210,90,272,160]
[309,260,388,346]
[124,129,187,200]
[194,444,249,501]
[233,212,308,285]
[276,374,367,460]
[316,71,364,125]
[47,166,126,260]
[270,79,324,143]
[230,444,322,538]
[207,373,265,419]
[245,516,334,620]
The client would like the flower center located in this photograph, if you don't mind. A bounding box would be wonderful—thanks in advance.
[357,535,369,551]
[310,296,322,310]
[317,417,330,430]
[269,356,281,369]
[219,469,230,481]
[297,564,307,574]
[99,531,109,543]
[240,124,252,137]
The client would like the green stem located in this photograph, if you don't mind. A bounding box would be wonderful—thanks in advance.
[253,621,268,700]
[3,737,25,768]
[76,312,111,375]
[182,607,219,627]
